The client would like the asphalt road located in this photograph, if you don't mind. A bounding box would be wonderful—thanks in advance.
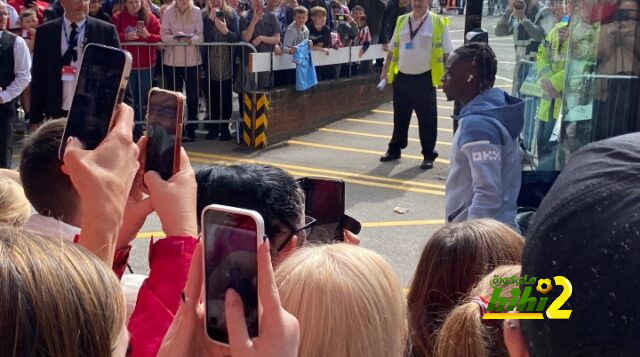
[122,14,516,285]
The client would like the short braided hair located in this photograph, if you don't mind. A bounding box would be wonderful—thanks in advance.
[453,43,498,93]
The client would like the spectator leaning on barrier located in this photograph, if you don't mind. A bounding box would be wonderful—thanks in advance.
[309,6,336,79]
[283,5,309,54]
[201,0,239,141]
[160,0,203,142]
[348,0,385,43]
[0,2,30,169]
[240,0,281,89]
[442,44,524,229]
[379,0,452,170]
[113,0,161,129]
[30,0,125,130]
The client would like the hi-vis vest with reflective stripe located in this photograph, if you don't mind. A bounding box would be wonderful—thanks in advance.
[386,12,448,87]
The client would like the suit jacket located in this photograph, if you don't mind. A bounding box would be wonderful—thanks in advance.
[30,16,121,123]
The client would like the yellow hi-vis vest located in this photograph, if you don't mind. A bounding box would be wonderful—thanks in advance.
[386,12,449,87]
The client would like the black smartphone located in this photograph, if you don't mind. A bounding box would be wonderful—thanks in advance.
[145,88,184,180]
[202,204,263,345]
[297,177,345,243]
[216,10,225,20]
[336,14,345,21]
[59,44,132,160]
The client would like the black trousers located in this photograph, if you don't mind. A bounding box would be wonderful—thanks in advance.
[164,65,199,135]
[206,79,232,137]
[0,101,15,168]
[388,71,438,161]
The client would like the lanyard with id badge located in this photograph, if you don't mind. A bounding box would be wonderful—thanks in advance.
[61,22,86,82]
[406,15,427,50]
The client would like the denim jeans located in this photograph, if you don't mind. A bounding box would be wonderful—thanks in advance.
[129,67,155,125]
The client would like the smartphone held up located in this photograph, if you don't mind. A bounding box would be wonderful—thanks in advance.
[59,44,132,160]
[145,88,184,180]
[202,204,262,345]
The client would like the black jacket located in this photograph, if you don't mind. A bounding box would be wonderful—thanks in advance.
[30,16,121,123]
[378,0,409,44]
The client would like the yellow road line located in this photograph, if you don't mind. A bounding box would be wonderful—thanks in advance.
[187,151,446,189]
[361,219,445,227]
[369,110,454,121]
[346,118,454,133]
[319,128,452,146]
[372,108,454,115]
[136,219,446,238]
[286,140,450,164]
[483,313,544,320]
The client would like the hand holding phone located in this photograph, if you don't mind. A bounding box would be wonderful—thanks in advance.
[145,88,184,181]
[203,205,263,345]
[336,14,345,21]
[297,177,345,243]
[59,44,132,160]
[216,10,225,20]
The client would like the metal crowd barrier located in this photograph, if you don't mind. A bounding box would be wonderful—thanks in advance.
[124,42,257,143]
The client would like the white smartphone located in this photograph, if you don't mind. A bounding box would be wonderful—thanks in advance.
[201,204,264,345]
[59,44,133,160]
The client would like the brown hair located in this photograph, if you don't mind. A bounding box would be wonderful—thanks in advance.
[434,265,521,357]
[407,219,523,356]
[19,119,80,225]
[293,5,308,16]
[125,0,151,23]
[0,226,126,356]
[310,5,326,17]
[20,8,37,19]
[351,4,364,12]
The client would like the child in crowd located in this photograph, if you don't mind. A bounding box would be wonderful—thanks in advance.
[407,219,523,357]
[434,265,521,357]
[309,6,337,80]
[283,6,309,55]
[351,5,370,73]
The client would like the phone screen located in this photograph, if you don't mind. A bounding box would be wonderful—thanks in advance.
[145,89,181,180]
[204,209,259,344]
[336,14,345,21]
[60,45,127,158]
[299,178,345,243]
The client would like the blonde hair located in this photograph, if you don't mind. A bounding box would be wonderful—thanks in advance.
[0,176,30,227]
[0,227,126,356]
[275,244,408,357]
[310,5,326,17]
[433,265,521,357]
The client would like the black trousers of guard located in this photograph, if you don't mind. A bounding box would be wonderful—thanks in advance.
[388,71,439,161]
[0,101,15,169]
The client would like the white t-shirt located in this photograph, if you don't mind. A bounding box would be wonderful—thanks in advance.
[394,11,453,75]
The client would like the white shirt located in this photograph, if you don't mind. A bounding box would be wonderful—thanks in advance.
[0,31,31,104]
[394,11,453,75]
[61,15,87,111]
[24,213,81,242]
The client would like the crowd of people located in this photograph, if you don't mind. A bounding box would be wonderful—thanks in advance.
[0,0,640,355]
[0,0,411,150]
[496,0,640,171]
[0,99,638,356]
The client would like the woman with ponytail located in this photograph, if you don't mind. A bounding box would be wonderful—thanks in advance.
[434,265,521,357]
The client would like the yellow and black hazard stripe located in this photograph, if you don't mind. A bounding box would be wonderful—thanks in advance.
[241,92,269,149]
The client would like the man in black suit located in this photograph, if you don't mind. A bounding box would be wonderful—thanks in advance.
[30,0,123,130]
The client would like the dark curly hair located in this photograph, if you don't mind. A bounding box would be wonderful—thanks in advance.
[453,43,498,93]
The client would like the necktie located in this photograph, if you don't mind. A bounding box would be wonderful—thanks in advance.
[62,23,78,66]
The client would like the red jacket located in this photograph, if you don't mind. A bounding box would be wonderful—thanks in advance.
[127,236,198,357]
[112,11,161,69]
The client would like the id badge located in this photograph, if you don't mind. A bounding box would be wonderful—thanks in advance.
[405,42,414,50]
[61,66,77,81]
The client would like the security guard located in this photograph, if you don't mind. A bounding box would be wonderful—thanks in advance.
[380,0,453,170]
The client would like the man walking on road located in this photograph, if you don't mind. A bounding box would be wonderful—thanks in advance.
[379,0,452,170]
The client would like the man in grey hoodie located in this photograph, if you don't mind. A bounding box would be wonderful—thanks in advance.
[441,43,524,229]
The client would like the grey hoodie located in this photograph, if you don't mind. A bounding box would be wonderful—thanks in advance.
[445,88,524,229]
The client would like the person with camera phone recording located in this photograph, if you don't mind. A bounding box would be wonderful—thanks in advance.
[495,0,553,64]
